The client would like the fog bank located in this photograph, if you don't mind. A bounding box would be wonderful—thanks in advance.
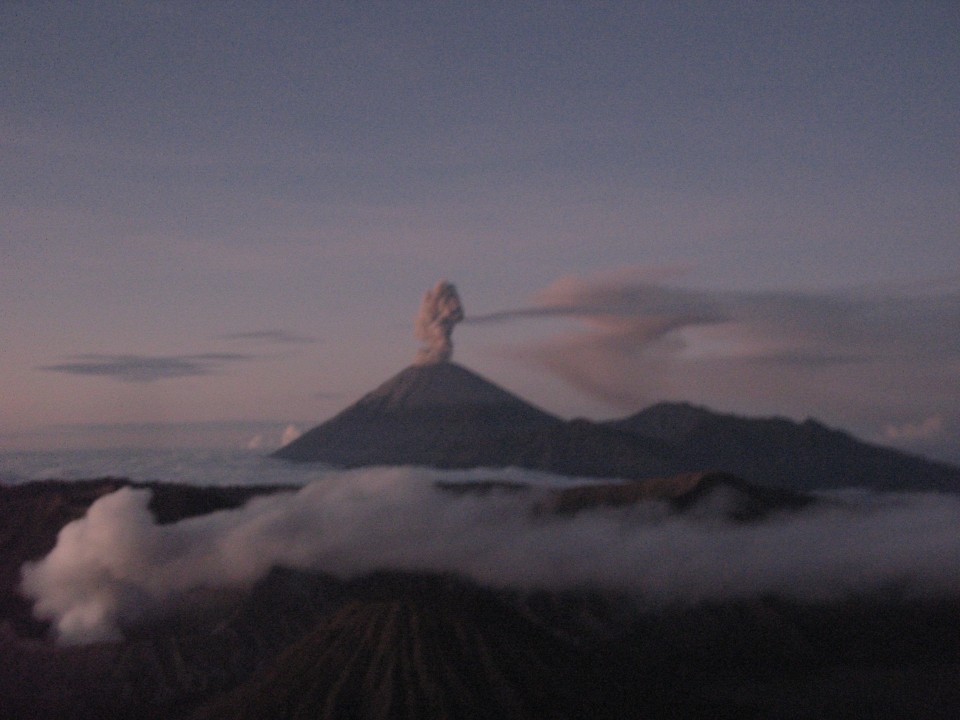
[20,466,960,645]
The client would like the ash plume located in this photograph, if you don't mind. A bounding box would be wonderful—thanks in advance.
[414,281,464,364]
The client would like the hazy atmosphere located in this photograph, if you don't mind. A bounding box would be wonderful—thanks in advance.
[3,2,958,462]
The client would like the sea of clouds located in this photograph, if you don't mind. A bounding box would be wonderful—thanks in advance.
[0,448,327,487]
[18,465,960,646]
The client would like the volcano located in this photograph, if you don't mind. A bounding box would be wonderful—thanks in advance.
[272,362,692,479]
[275,361,960,492]
[275,280,960,490]
[273,362,558,466]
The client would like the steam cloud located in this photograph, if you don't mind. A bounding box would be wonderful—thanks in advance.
[414,281,464,364]
[20,466,960,645]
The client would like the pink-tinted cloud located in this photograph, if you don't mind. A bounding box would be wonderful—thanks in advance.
[39,353,254,383]
[884,416,944,442]
[478,269,960,455]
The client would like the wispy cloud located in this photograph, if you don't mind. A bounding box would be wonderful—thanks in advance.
[39,353,253,383]
[479,271,960,363]
[477,269,960,453]
[883,416,945,442]
[220,329,317,345]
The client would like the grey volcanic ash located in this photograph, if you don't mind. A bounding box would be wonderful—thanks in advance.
[414,281,464,364]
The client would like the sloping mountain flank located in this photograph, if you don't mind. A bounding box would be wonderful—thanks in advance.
[273,362,695,479]
[192,574,612,720]
[272,362,560,467]
[189,571,960,720]
[537,471,814,521]
[607,402,960,492]
[274,362,960,492]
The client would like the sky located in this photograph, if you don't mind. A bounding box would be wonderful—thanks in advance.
[1,2,958,462]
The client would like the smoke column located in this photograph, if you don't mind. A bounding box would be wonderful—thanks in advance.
[414,281,464,364]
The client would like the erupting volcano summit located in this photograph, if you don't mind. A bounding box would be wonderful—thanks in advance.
[273,281,559,466]
[272,282,960,494]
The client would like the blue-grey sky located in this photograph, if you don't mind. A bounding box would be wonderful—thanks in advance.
[2,2,958,462]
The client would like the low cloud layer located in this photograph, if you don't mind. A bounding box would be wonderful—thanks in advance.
[471,269,960,459]
[248,424,302,450]
[39,353,253,383]
[20,466,960,645]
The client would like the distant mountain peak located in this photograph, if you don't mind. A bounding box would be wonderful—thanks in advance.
[271,363,560,464]
[615,401,718,437]
[607,402,960,492]
[272,363,959,492]
[355,362,551,415]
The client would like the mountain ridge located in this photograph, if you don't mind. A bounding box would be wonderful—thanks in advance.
[272,363,698,478]
[608,401,960,492]
[274,362,960,492]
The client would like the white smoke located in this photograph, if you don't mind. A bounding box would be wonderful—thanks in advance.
[414,281,464,364]
[20,466,960,645]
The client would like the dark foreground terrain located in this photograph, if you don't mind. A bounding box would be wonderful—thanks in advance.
[1,479,958,719]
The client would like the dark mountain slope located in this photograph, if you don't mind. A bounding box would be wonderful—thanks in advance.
[541,471,814,520]
[193,574,610,720]
[192,571,960,720]
[272,362,560,466]
[607,402,960,492]
[272,363,696,478]
[275,362,960,492]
